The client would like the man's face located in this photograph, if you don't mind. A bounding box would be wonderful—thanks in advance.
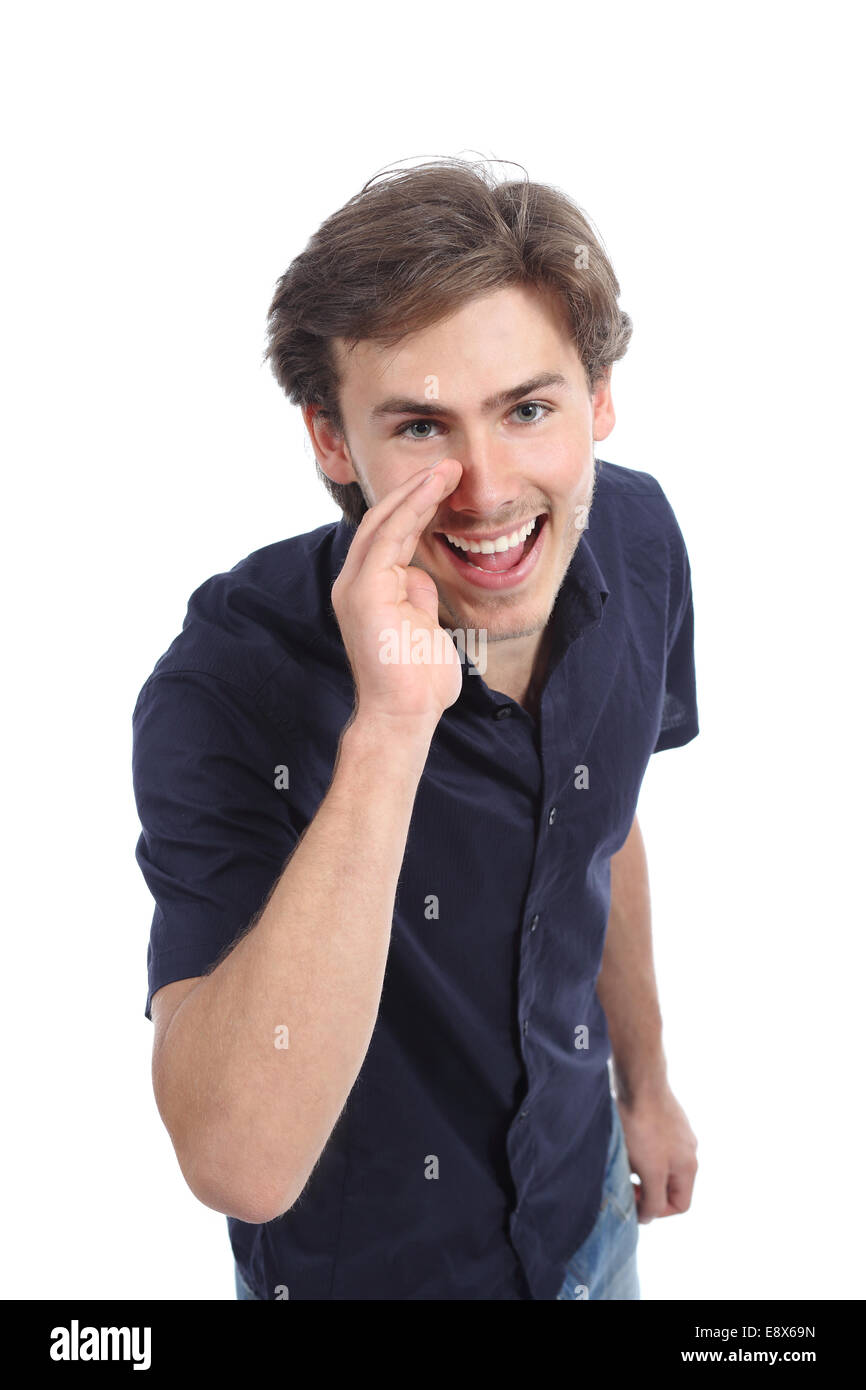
[321,283,614,643]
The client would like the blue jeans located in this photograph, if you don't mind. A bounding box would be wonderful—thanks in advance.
[554,1091,640,1299]
[234,1093,639,1301]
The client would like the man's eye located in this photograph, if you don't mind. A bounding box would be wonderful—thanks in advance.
[513,402,551,424]
[397,419,442,440]
[395,402,552,439]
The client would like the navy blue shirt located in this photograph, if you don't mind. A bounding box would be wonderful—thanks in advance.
[132,457,699,1300]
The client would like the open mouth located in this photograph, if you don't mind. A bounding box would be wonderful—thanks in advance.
[433,513,548,590]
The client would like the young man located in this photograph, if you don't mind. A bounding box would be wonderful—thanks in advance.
[133,159,699,1301]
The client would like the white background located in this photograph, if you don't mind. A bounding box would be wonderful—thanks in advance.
[2,0,863,1302]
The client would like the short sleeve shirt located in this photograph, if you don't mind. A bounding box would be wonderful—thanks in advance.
[132,457,699,1300]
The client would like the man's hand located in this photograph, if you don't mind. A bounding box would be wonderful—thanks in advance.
[331,458,464,733]
[617,1084,698,1223]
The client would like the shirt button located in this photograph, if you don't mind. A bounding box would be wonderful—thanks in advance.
[548,806,557,826]
[493,705,512,720]
[519,1109,529,1120]
[529,915,539,932]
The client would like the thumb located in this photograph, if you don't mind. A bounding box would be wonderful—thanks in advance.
[404,565,440,621]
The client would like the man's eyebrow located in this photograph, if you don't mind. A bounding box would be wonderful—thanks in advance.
[369,371,570,421]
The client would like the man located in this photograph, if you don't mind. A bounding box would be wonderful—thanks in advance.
[132,158,699,1301]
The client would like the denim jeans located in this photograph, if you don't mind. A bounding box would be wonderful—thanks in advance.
[234,1092,639,1301]
[554,1090,640,1299]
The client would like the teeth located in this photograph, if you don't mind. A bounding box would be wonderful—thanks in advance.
[445,516,537,554]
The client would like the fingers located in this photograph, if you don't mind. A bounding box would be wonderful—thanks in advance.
[634,1168,669,1223]
[635,1159,697,1222]
[337,459,462,586]
[367,462,461,576]
[666,1157,698,1214]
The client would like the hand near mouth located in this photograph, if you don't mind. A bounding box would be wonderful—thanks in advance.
[331,459,465,736]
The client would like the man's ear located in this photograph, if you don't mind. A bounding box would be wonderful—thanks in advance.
[301,403,358,486]
[591,368,616,443]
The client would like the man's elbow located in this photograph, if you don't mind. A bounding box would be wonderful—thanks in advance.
[177,1145,303,1226]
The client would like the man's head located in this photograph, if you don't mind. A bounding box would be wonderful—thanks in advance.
[265,158,631,644]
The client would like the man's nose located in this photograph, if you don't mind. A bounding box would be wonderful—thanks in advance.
[434,440,522,518]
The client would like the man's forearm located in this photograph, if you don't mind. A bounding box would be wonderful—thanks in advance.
[596,815,668,1105]
[153,713,434,1224]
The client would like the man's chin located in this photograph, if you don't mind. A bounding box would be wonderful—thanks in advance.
[436,593,550,644]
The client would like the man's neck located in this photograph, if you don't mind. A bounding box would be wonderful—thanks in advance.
[481,625,554,717]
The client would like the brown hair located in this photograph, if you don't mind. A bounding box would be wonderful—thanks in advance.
[264,156,632,527]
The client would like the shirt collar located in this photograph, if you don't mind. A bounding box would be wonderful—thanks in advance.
[551,530,610,651]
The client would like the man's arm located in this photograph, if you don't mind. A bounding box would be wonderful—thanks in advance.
[153,716,433,1226]
[596,814,698,1222]
[150,459,465,1226]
